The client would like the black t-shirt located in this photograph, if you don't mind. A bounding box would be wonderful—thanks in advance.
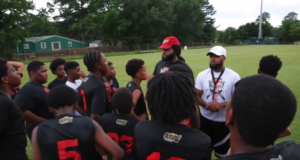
[126,81,147,116]
[37,114,96,160]
[221,141,300,160]
[78,75,112,116]
[112,77,119,88]
[109,78,119,112]
[135,121,211,160]
[99,113,139,160]
[47,77,67,90]
[12,86,20,100]
[153,60,194,82]
[14,82,54,139]
[0,92,28,160]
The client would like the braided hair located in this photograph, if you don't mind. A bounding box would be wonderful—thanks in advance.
[83,51,101,72]
[146,71,197,124]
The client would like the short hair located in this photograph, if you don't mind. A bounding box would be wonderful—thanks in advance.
[231,74,296,147]
[125,59,144,77]
[146,72,197,124]
[49,58,66,74]
[108,61,113,67]
[27,61,45,74]
[47,84,77,109]
[83,51,102,72]
[259,55,282,76]
[169,64,189,74]
[64,61,79,73]
[112,88,133,114]
[0,58,8,81]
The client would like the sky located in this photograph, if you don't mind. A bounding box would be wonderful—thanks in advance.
[32,0,300,30]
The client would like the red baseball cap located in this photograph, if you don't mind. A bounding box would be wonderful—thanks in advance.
[159,36,180,49]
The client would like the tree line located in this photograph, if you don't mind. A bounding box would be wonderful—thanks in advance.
[217,12,300,44]
[1,0,299,57]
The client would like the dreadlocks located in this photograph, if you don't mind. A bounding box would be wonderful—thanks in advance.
[172,45,185,62]
[146,71,197,124]
[83,51,101,72]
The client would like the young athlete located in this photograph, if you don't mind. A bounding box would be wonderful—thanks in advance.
[77,51,110,121]
[106,61,119,89]
[135,72,211,160]
[195,46,240,158]
[14,61,53,140]
[31,85,124,160]
[8,61,24,99]
[148,36,194,82]
[64,61,83,115]
[221,75,299,160]
[168,64,200,129]
[0,58,28,160]
[99,88,139,160]
[257,55,291,139]
[47,58,67,89]
[65,61,82,90]
[125,59,148,121]
[105,61,119,109]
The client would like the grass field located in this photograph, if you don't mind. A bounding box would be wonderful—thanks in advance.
[22,45,300,160]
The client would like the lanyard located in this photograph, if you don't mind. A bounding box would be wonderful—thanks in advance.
[211,68,225,100]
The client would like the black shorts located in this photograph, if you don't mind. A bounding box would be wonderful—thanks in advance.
[200,114,230,158]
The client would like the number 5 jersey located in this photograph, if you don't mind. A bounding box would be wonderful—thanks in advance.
[37,114,96,160]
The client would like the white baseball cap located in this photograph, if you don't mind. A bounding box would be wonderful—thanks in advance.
[206,46,226,57]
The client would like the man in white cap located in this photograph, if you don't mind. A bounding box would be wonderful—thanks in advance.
[195,46,240,158]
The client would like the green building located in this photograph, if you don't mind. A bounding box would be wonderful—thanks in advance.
[16,35,86,53]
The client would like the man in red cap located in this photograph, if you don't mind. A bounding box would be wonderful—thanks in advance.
[148,36,194,82]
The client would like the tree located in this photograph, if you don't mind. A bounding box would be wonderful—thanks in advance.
[279,20,300,42]
[0,0,34,58]
[256,12,271,24]
[284,12,298,21]
[221,27,237,44]
[289,22,300,41]
[201,0,217,43]
[47,0,93,42]
[25,8,59,37]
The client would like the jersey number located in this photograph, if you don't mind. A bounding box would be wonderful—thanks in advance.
[57,139,81,160]
[107,132,133,154]
[147,152,185,160]
[80,89,87,111]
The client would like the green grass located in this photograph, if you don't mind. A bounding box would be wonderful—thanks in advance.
[23,45,300,160]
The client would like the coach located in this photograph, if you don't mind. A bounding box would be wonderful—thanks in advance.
[148,36,194,81]
[195,46,240,158]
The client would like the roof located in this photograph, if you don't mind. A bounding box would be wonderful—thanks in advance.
[89,40,102,44]
[24,35,85,44]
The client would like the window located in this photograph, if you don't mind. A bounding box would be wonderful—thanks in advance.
[68,41,72,47]
[41,42,46,49]
[24,44,29,49]
[52,42,61,50]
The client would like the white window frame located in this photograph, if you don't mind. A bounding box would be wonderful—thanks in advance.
[68,41,72,47]
[51,42,61,50]
[40,42,46,49]
[24,44,29,49]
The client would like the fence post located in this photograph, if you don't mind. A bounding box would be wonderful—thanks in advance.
[148,44,149,50]
[138,45,139,51]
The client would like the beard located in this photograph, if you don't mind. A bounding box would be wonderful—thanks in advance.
[209,61,223,70]
[162,52,176,61]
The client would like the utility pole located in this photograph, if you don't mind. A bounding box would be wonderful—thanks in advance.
[258,0,263,39]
